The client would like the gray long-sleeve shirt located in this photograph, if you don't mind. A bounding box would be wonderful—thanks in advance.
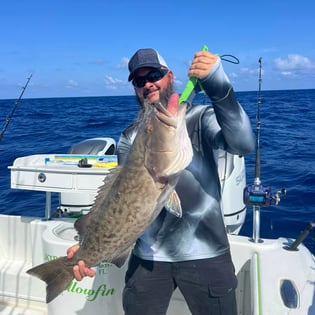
[117,59,255,262]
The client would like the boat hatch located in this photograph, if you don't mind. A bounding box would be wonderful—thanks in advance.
[280,279,299,309]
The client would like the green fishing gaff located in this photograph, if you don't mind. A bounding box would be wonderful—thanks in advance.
[179,45,208,104]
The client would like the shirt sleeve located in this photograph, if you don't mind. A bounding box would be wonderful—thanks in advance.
[200,58,255,155]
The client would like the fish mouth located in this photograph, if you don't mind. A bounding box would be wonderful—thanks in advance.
[152,101,178,128]
[144,100,191,180]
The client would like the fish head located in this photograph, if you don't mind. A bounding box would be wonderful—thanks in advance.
[143,93,193,181]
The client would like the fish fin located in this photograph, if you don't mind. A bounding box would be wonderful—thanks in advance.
[165,191,182,218]
[74,209,98,237]
[110,248,131,268]
[74,167,123,237]
[92,166,123,206]
[27,256,74,303]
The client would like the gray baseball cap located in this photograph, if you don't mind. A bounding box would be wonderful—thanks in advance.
[128,48,168,81]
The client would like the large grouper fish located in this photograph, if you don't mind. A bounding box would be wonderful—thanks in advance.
[27,93,193,303]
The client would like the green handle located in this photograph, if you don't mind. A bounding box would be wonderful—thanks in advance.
[179,45,208,104]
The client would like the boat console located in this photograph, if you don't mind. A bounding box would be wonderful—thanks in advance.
[9,137,247,233]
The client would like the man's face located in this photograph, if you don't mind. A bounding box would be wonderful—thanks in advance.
[133,67,174,105]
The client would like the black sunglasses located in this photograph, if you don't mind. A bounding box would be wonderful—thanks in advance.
[132,69,169,88]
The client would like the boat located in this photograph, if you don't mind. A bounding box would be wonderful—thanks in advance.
[1,134,315,315]
[1,59,314,315]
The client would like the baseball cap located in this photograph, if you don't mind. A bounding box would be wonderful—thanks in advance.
[128,48,168,81]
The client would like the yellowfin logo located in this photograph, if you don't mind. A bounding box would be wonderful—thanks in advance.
[66,281,115,301]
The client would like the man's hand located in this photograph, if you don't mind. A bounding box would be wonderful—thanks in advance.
[188,51,218,79]
[67,244,96,281]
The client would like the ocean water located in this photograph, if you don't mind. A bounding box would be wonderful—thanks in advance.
[0,90,314,253]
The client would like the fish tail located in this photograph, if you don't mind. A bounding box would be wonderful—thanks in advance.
[27,256,74,303]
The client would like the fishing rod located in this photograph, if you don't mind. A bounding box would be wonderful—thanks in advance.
[255,57,262,183]
[243,58,285,243]
[0,74,33,141]
[288,219,315,251]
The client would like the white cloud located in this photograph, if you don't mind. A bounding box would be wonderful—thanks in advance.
[239,67,264,76]
[229,72,239,78]
[116,57,129,69]
[104,75,124,84]
[273,54,315,77]
[66,79,78,88]
[239,67,251,74]
[281,71,294,77]
[173,74,184,87]
[104,75,126,90]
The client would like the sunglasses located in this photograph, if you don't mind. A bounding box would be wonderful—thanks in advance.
[132,69,169,88]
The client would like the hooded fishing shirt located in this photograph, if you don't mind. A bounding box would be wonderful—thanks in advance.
[117,58,255,262]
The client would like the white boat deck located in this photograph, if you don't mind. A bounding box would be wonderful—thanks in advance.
[1,214,314,315]
[2,152,315,314]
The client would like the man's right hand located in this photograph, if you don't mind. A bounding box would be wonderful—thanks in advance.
[188,51,219,80]
[67,244,96,281]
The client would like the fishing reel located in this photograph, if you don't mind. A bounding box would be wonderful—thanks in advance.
[243,183,286,207]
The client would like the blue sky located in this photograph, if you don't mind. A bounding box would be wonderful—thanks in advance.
[1,0,314,99]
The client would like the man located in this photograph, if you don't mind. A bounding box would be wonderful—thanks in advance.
[68,48,255,315]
